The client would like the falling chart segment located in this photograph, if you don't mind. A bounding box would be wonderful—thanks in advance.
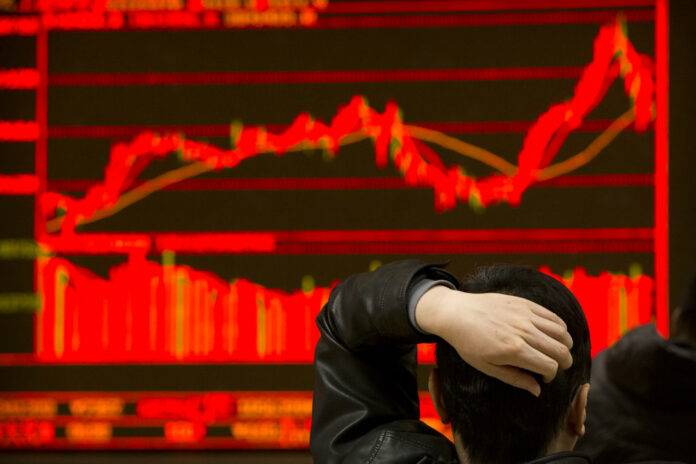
[0,0,667,451]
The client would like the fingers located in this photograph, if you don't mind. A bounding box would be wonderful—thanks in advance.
[533,315,573,349]
[485,364,541,397]
[496,338,560,384]
[527,301,567,331]
[523,325,573,371]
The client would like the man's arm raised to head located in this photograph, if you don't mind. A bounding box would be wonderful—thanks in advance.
[415,285,574,397]
[309,260,575,462]
[310,260,459,463]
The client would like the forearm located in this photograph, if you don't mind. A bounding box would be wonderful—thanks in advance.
[319,260,457,350]
[310,260,458,462]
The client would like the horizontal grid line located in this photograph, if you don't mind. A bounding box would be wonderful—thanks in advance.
[46,175,654,192]
[310,10,654,29]
[39,229,654,255]
[46,119,651,138]
[324,1,655,14]
[48,67,584,86]
[0,9,654,37]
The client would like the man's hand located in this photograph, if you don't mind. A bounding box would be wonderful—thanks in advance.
[415,285,573,397]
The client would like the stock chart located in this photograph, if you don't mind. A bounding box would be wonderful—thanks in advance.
[0,0,669,453]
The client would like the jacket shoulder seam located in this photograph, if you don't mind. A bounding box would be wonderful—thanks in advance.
[366,430,387,464]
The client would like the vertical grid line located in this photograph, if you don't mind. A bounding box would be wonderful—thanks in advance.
[33,22,48,357]
[654,0,670,335]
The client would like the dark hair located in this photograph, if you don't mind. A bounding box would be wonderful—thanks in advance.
[435,265,591,464]
[678,271,696,340]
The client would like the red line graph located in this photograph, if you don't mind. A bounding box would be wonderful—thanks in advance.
[39,18,655,235]
[47,67,584,86]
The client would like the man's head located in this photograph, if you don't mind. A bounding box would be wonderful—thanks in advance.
[671,271,696,345]
[429,265,591,464]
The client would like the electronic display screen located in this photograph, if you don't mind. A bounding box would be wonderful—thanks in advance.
[0,0,669,452]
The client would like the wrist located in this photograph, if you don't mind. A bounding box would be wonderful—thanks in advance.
[415,285,454,336]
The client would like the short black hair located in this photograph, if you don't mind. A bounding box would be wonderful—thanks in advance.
[678,271,696,340]
[436,265,591,464]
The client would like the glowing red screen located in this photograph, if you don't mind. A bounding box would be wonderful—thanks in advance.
[0,0,669,451]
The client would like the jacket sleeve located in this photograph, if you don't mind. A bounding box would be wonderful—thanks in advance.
[309,259,459,463]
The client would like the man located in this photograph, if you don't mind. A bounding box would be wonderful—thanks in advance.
[310,260,591,463]
[577,272,696,463]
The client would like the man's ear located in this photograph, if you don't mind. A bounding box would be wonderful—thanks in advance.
[565,383,590,437]
[428,368,450,424]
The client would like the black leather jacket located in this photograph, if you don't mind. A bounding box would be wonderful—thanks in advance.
[309,260,592,464]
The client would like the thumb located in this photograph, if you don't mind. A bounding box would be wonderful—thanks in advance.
[484,364,541,397]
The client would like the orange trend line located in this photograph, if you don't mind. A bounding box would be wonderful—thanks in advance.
[405,125,518,175]
[44,110,633,233]
[45,126,511,232]
[538,108,635,180]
